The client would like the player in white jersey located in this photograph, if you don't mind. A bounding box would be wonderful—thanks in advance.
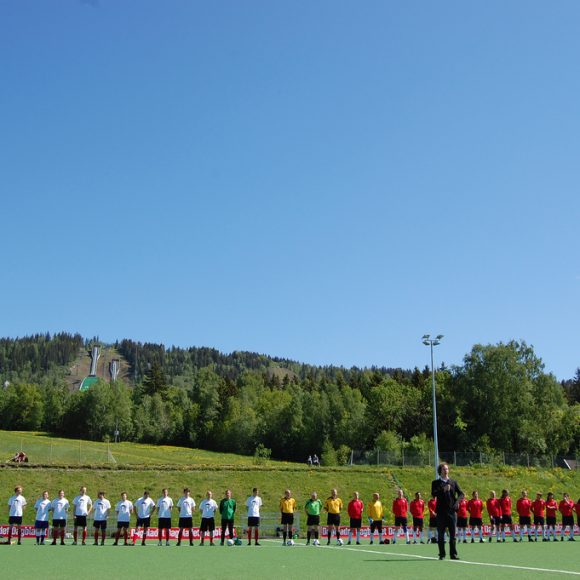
[176,488,196,547]
[34,491,51,545]
[156,488,174,546]
[7,485,27,545]
[199,491,219,546]
[134,490,156,546]
[246,487,263,546]
[72,486,92,545]
[92,491,111,546]
[113,492,134,546]
[50,489,70,545]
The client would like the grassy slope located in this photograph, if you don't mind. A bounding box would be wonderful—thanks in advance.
[1,432,579,528]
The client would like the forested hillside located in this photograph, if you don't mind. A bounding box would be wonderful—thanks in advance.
[0,333,578,461]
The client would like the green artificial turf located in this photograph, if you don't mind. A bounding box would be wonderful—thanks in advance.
[0,536,578,579]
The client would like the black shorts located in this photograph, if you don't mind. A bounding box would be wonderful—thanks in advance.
[501,515,512,525]
[178,517,193,529]
[469,517,482,528]
[281,513,294,526]
[562,515,574,527]
[490,515,502,526]
[53,519,67,528]
[117,521,130,529]
[35,520,49,530]
[394,516,408,527]
[370,520,383,533]
[349,518,362,529]
[200,517,215,532]
[456,517,467,529]
[327,513,340,527]
[247,517,260,527]
[74,515,87,527]
[546,517,557,527]
[533,516,544,526]
[137,517,151,527]
[519,516,531,526]
[413,517,424,529]
[8,516,22,525]
[429,518,437,528]
[158,517,172,529]
[306,515,320,527]
[94,520,107,530]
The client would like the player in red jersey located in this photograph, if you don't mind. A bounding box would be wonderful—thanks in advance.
[531,492,545,541]
[347,492,364,545]
[409,492,425,544]
[545,492,558,541]
[392,489,410,544]
[467,491,484,543]
[515,490,533,542]
[427,497,438,544]
[499,489,513,542]
[559,493,575,541]
[456,496,468,544]
[486,491,502,542]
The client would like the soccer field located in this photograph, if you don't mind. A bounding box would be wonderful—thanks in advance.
[2,539,578,579]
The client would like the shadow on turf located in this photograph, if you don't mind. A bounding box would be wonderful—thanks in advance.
[364,559,428,563]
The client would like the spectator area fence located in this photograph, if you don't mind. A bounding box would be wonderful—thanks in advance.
[350,450,579,470]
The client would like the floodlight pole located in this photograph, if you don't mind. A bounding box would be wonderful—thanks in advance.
[422,335,443,479]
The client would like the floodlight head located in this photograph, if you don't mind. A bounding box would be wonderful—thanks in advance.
[422,334,430,340]
[433,340,440,346]
[436,335,444,340]
[422,340,430,346]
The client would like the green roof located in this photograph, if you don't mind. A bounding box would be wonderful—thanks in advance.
[79,376,99,391]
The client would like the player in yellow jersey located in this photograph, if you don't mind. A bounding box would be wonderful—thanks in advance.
[279,489,297,544]
[324,489,343,545]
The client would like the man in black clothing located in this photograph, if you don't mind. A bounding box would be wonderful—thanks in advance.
[431,462,464,560]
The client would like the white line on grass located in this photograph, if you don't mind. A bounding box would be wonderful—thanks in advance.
[265,541,580,576]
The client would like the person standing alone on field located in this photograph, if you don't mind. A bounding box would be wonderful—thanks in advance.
[431,462,464,560]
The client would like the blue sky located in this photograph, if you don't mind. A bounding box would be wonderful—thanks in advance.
[2,0,579,380]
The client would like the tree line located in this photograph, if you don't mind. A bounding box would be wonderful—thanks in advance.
[0,334,578,462]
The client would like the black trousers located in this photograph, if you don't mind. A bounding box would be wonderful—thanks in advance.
[437,512,457,558]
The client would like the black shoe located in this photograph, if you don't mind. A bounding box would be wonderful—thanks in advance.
[255,542,261,546]
[439,556,445,560]
[450,556,460,560]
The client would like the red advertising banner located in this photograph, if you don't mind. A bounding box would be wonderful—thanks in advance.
[130,527,237,541]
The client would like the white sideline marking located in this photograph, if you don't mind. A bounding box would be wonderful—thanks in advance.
[263,540,580,576]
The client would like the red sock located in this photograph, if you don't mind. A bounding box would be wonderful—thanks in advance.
[82,529,87,542]
[254,529,259,542]
[94,531,99,543]
[248,529,252,542]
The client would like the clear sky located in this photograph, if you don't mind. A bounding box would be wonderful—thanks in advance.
[2,1,579,380]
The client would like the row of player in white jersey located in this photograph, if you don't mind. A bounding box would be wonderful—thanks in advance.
[7,486,265,524]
